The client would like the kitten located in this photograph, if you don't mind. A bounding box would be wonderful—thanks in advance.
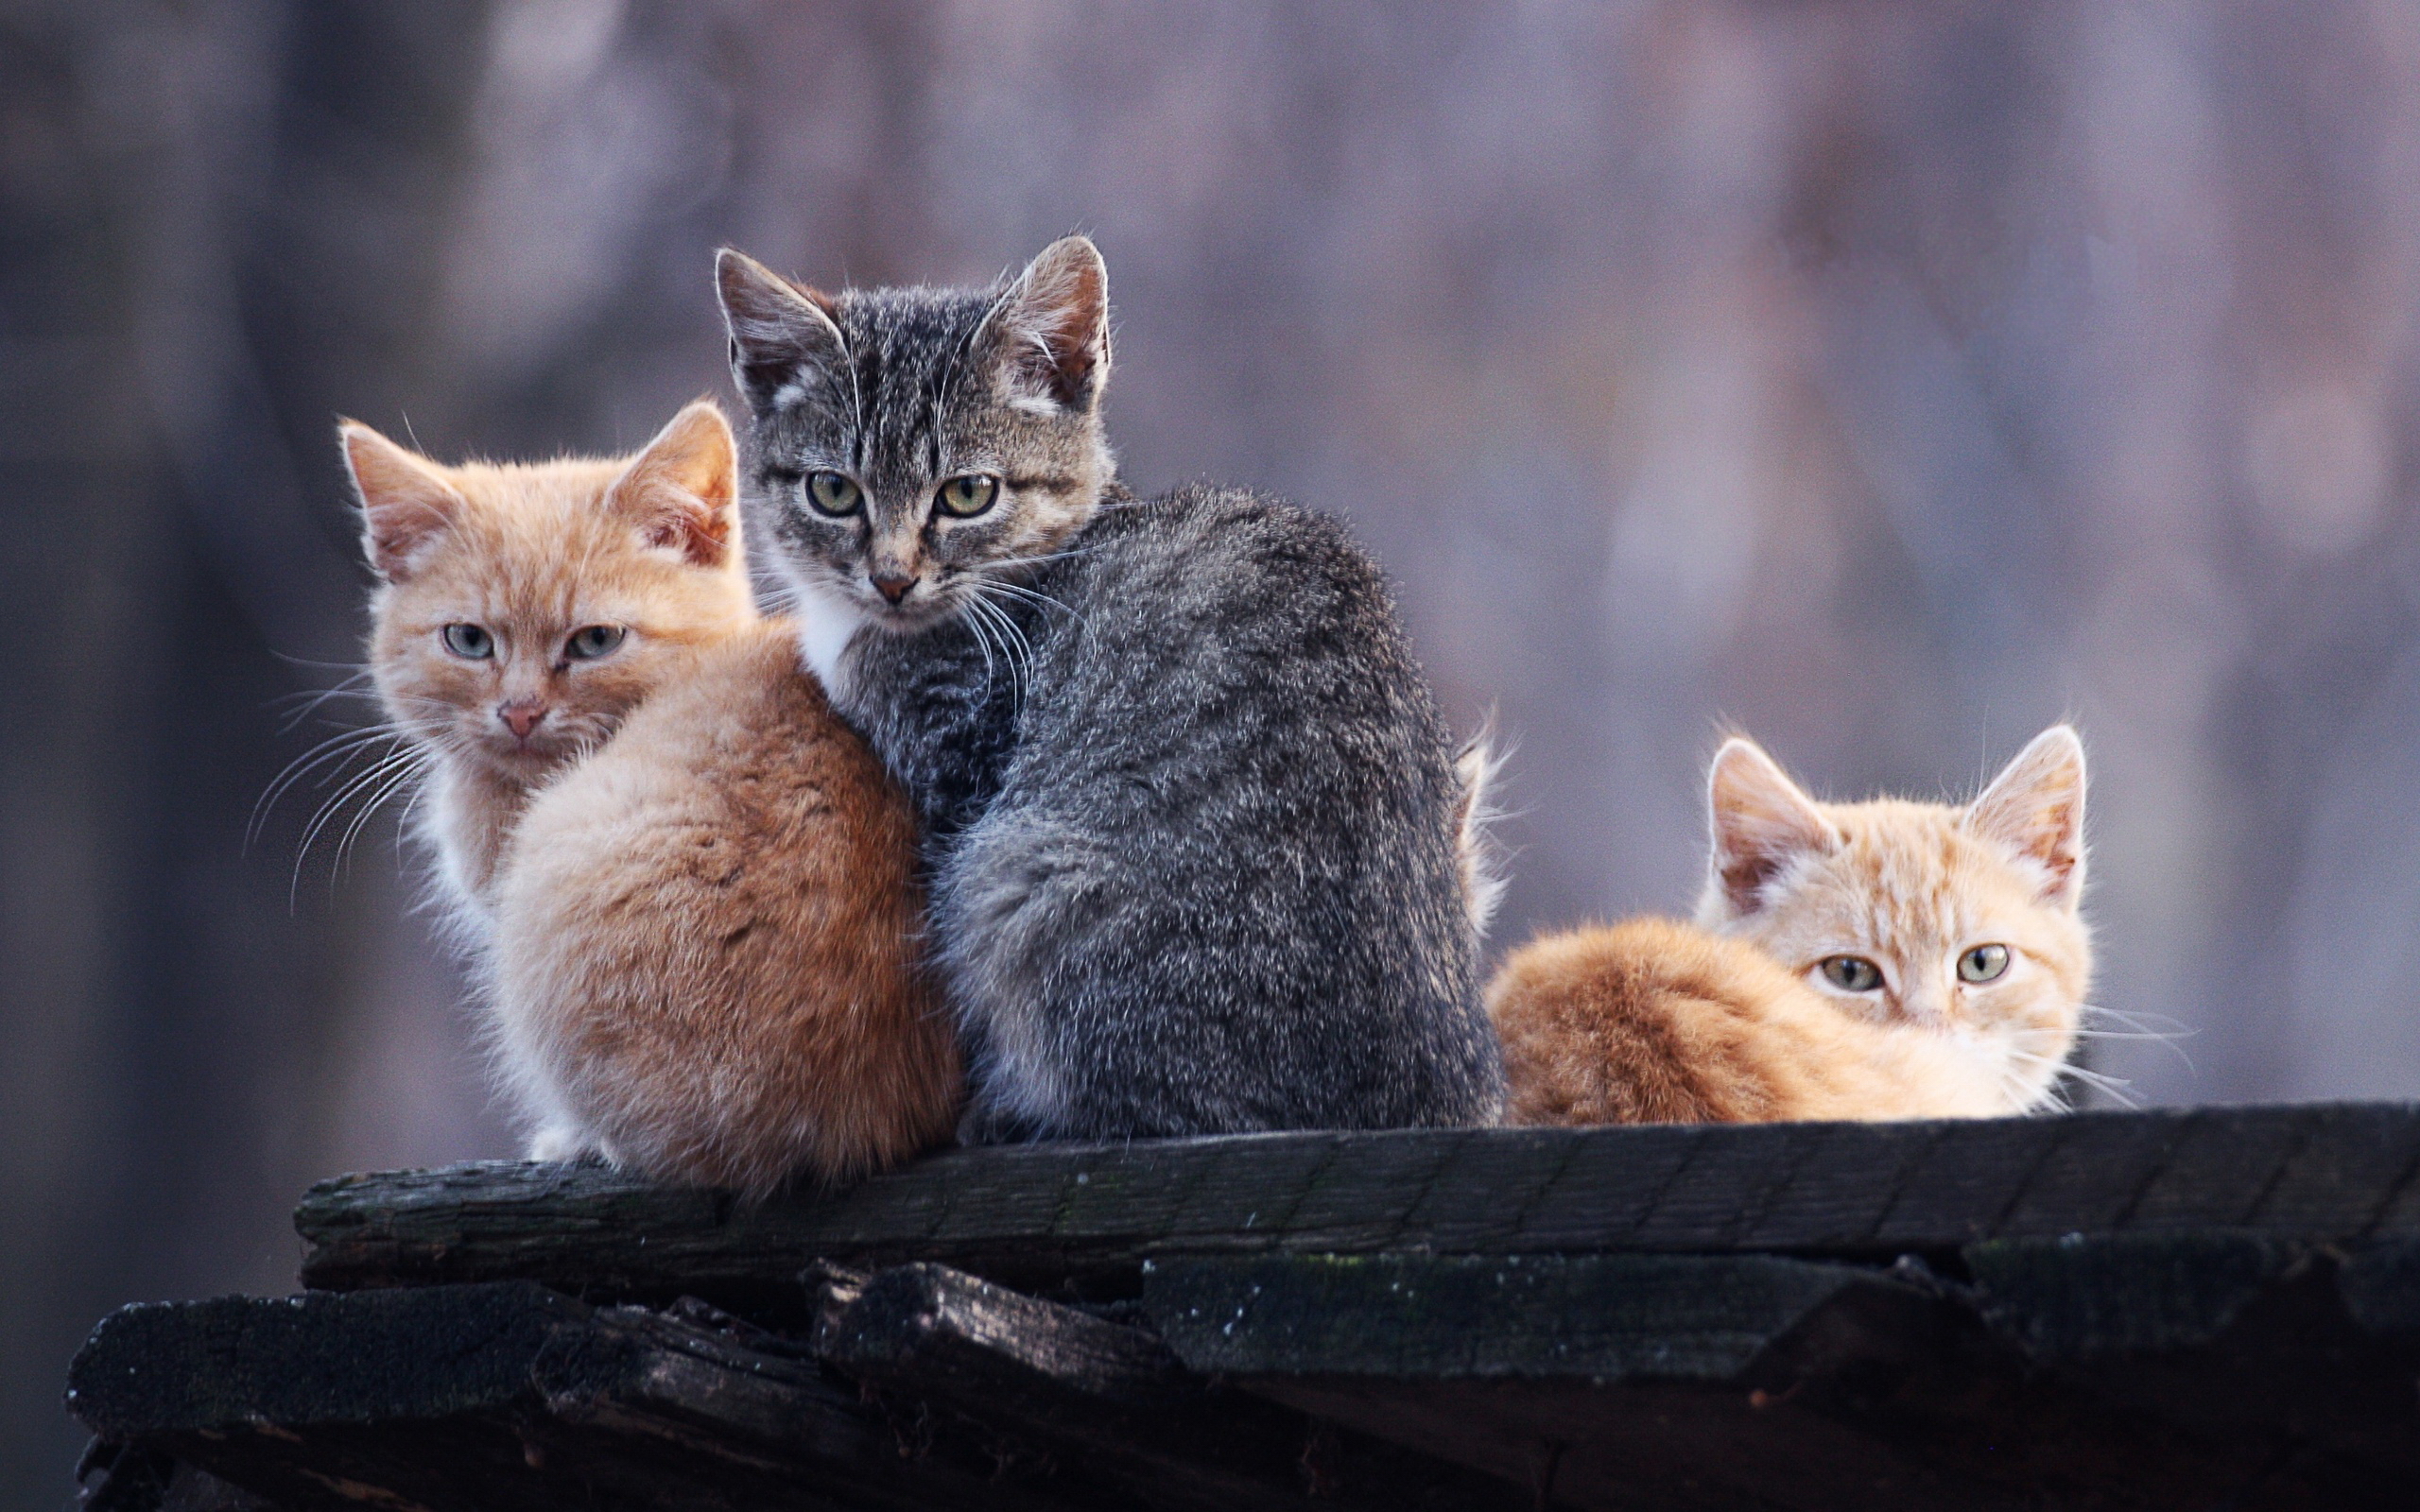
[717,237,1504,1140]
[1489,726,2091,1124]
[348,403,956,1188]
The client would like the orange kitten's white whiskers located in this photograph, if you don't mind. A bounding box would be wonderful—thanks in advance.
[291,745,433,906]
[2011,1048,2139,1108]
[251,724,405,847]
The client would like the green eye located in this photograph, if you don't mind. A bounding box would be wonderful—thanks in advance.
[806,472,863,517]
[441,624,493,659]
[564,625,626,661]
[1959,944,2011,984]
[1819,955,1883,992]
[936,474,999,518]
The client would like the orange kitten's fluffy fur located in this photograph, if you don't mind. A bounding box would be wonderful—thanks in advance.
[346,403,958,1190]
[1490,727,2092,1125]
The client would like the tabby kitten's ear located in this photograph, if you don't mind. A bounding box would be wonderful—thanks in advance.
[1707,737,1839,919]
[340,420,467,582]
[976,235,1111,414]
[715,249,848,414]
[606,400,738,569]
[1966,725,2088,911]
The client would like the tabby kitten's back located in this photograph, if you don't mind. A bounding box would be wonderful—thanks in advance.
[1491,726,2093,1125]
[717,237,1503,1139]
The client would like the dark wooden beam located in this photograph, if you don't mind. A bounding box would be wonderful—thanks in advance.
[298,1106,2420,1301]
[1136,1241,2420,1509]
[68,1281,1113,1510]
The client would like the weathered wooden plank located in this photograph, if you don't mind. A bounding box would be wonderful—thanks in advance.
[816,1263,1529,1510]
[296,1108,2420,1301]
[68,1283,1124,1511]
[1141,1246,2420,1510]
[1145,1252,1922,1382]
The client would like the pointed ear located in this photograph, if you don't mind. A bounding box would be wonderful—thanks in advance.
[1706,737,1839,918]
[976,234,1111,414]
[715,248,847,415]
[1966,725,2088,910]
[606,400,738,569]
[340,420,466,581]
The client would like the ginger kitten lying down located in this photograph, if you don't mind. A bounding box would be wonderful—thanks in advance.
[345,401,958,1192]
[1490,726,2091,1125]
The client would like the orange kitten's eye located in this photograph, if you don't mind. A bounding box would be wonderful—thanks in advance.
[935,474,998,518]
[806,471,863,517]
[564,625,626,661]
[441,624,493,659]
[1819,955,1882,992]
[1958,944,2011,983]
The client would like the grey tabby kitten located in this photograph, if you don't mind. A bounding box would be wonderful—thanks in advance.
[716,236,1503,1139]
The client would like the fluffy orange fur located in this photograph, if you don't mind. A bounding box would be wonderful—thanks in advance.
[348,402,958,1189]
[493,623,959,1192]
[1491,726,2093,1125]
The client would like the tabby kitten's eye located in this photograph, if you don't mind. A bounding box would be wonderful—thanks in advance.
[1958,943,2011,983]
[935,474,999,519]
[1819,955,1883,992]
[441,624,493,660]
[806,472,863,518]
[564,625,626,661]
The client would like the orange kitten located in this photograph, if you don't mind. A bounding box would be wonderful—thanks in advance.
[347,403,957,1188]
[1490,726,2091,1125]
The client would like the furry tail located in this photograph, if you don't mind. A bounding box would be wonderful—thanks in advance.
[1452,725,1510,940]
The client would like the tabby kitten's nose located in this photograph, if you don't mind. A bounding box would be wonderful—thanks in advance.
[499,702,547,741]
[870,572,915,605]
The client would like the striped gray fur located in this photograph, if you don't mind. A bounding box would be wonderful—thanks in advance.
[717,238,1502,1140]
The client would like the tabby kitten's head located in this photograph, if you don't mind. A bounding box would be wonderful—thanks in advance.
[714,237,1115,638]
[347,400,753,781]
[1695,726,2093,1108]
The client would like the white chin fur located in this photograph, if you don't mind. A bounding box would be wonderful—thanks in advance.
[784,572,868,698]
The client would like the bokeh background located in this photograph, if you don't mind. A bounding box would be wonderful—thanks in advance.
[10,0,2420,1499]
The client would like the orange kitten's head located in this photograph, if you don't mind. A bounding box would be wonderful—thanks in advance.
[1694,726,2092,1109]
[346,400,755,782]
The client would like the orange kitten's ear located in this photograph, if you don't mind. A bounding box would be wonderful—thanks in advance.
[977,235,1111,414]
[607,400,738,569]
[1706,737,1839,918]
[340,420,466,581]
[716,249,848,415]
[1966,725,2088,910]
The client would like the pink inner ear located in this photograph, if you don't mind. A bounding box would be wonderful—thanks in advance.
[1967,731,2087,902]
[1708,743,1835,915]
[344,426,463,578]
[995,244,1108,407]
[639,495,732,567]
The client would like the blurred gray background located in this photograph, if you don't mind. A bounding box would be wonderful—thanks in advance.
[9,0,2420,1500]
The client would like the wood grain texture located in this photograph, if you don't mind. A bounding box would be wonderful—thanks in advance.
[298,1106,2420,1298]
[815,1263,1529,1511]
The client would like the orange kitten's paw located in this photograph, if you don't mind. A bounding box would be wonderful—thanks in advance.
[527,1125,600,1164]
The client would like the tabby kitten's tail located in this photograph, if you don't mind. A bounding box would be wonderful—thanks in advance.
[1452,728,1509,939]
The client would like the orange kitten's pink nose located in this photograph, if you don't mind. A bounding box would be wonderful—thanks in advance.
[499,702,548,741]
[870,572,915,605]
